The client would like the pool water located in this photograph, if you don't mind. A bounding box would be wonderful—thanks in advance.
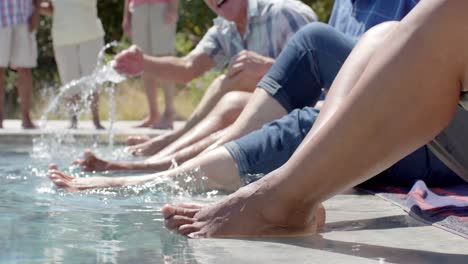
[0,143,213,263]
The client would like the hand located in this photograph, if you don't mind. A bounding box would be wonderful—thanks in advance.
[113,45,145,76]
[28,11,40,32]
[226,50,274,80]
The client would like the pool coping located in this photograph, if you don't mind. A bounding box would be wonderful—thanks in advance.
[0,119,185,144]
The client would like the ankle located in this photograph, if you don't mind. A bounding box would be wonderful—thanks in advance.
[247,179,322,230]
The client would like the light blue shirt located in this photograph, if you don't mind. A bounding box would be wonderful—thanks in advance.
[194,0,317,69]
[329,0,420,40]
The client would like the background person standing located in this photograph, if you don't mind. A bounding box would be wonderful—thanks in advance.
[122,0,179,129]
[0,0,39,129]
[41,0,106,129]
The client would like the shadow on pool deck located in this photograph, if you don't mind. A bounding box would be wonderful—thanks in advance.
[184,194,468,264]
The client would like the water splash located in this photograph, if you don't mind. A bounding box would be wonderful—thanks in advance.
[32,42,126,161]
[39,41,125,127]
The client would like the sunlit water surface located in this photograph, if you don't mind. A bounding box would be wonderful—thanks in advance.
[0,143,220,263]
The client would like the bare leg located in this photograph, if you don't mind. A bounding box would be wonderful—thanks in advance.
[153,81,175,130]
[17,68,36,129]
[76,129,226,172]
[163,1,468,237]
[50,147,244,192]
[127,73,257,154]
[0,68,5,128]
[128,91,250,156]
[91,91,104,130]
[153,91,249,159]
[203,88,287,153]
[136,74,159,128]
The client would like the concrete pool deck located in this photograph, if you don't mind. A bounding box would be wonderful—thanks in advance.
[188,191,468,263]
[0,119,186,144]
[1,119,467,263]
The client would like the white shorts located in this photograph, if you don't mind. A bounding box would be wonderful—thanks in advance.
[0,24,37,68]
[53,37,104,84]
[131,2,176,56]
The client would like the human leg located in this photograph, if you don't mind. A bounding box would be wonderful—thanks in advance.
[50,146,244,192]
[131,3,160,127]
[16,68,35,128]
[76,128,226,172]
[205,23,357,152]
[153,80,175,130]
[164,1,468,237]
[150,2,177,130]
[0,68,5,128]
[153,91,249,159]
[128,90,250,156]
[11,25,37,129]
[79,37,105,129]
[0,26,11,129]
[54,43,82,128]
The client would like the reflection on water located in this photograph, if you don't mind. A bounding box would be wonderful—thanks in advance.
[0,144,207,264]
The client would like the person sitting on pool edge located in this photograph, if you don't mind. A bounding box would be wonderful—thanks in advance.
[48,19,467,237]
[76,0,420,171]
[50,0,468,237]
[117,0,316,152]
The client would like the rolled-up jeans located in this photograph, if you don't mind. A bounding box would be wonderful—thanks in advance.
[224,22,465,187]
[258,22,357,112]
[224,107,465,186]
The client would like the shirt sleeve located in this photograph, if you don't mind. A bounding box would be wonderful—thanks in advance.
[192,25,228,70]
[270,5,317,58]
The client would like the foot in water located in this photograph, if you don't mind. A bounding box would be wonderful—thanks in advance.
[48,164,118,192]
[162,183,326,238]
[74,150,110,171]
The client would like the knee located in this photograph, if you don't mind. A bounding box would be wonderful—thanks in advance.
[360,22,400,46]
[215,91,250,123]
[290,22,336,49]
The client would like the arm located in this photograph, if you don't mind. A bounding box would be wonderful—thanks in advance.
[114,45,216,83]
[224,50,275,89]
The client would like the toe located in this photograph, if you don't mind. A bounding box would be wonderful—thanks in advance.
[162,204,200,219]
[164,215,195,230]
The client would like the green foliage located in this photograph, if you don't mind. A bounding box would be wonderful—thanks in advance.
[6,0,334,116]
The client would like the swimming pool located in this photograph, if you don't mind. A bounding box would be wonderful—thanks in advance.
[0,142,208,263]
[2,142,468,264]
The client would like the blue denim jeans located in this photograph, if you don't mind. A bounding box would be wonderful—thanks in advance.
[258,22,357,112]
[225,22,465,186]
[224,107,464,186]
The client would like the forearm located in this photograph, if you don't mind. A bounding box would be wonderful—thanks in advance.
[143,55,201,83]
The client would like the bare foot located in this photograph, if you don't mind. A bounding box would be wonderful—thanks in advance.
[152,113,174,130]
[127,135,151,146]
[93,119,105,130]
[22,120,37,129]
[134,116,159,128]
[74,150,110,171]
[126,139,165,157]
[162,185,326,238]
[48,164,119,191]
[68,115,78,129]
